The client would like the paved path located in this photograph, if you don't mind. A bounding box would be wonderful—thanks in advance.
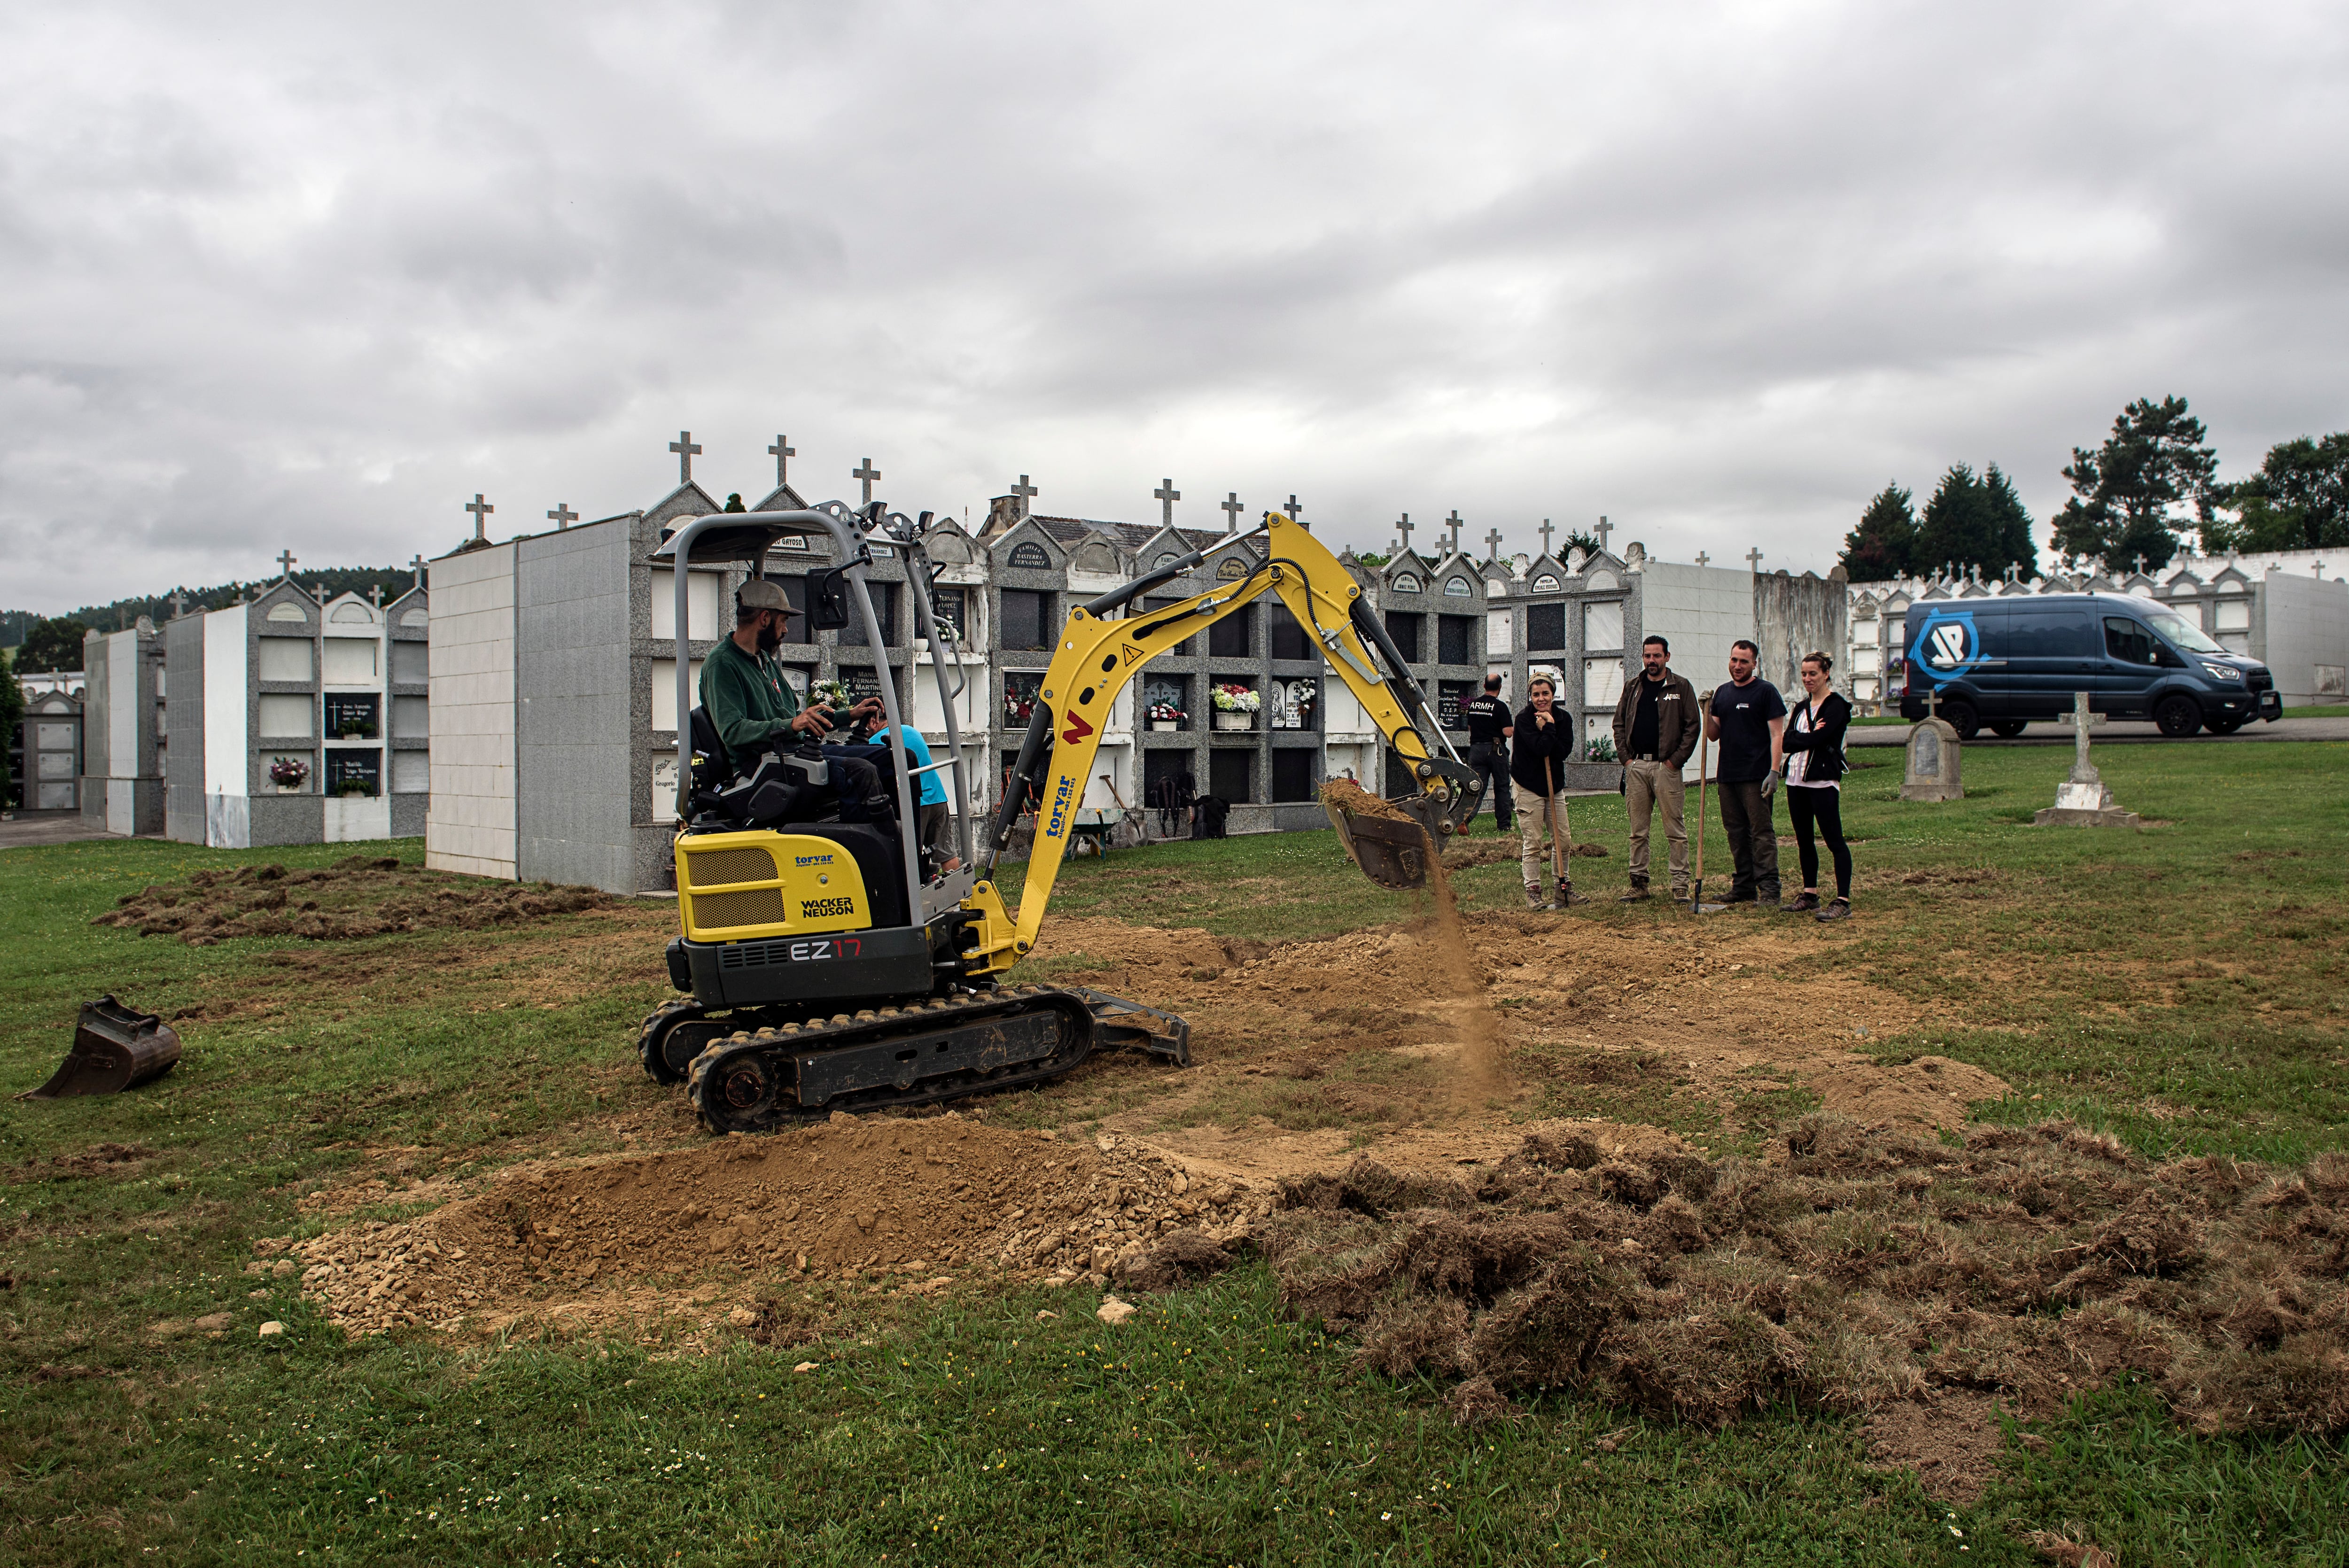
[1847,714,2349,748]
[0,812,141,850]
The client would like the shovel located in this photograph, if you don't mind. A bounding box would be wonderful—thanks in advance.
[21,996,182,1100]
[1543,755,1581,908]
[1689,728,1727,914]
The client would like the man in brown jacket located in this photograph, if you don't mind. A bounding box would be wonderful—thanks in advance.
[1610,634,1699,900]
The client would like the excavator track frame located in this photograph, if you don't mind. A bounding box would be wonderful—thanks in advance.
[683,984,1182,1134]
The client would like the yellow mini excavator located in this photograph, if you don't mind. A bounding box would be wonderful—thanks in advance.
[637,499,1477,1134]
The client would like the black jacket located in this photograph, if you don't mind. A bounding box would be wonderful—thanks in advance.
[1462,693,1511,749]
[1780,691,1852,785]
[1507,703,1578,793]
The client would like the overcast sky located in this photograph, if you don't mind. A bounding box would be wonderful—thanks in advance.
[4,0,2344,613]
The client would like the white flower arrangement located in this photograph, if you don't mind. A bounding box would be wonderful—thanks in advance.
[1211,683,1261,714]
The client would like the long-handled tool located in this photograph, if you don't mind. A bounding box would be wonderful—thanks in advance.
[1544,758,1565,908]
[1689,727,1727,914]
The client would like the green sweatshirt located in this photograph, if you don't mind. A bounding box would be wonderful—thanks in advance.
[698,635,802,767]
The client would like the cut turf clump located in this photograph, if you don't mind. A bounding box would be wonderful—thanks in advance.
[1260,1118,2349,1437]
[91,856,612,946]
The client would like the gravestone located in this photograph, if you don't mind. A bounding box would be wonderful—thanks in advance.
[2033,691,2141,828]
[1900,689,1963,801]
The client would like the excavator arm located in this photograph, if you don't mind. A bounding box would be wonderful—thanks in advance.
[971,514,1478,966]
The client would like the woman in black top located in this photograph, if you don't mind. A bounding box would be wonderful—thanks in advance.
[1780,651,1854,919]
[1508,674,1580,908]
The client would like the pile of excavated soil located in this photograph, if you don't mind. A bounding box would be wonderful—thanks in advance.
[293,1113,1269,1337]
[93,857,612,946]
[1248,1117,2349,1456]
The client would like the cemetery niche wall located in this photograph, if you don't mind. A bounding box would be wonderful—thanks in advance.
[164,577,429,848]
[79,618,167,836]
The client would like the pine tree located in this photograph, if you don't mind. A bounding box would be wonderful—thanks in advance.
[2051,396,2218,572]
[1981,465,2038,580]
[1839,483,1916,582]
[1916,465,1991,579]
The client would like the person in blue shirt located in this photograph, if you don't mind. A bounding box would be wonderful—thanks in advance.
[875,723,961,875]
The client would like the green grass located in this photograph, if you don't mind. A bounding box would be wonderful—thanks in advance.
[4,738,2347,1563]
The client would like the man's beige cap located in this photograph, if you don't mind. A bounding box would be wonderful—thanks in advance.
[738,579,794,613]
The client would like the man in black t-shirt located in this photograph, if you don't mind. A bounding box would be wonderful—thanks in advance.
[1703,639,1788,907]
[1461,674,1513,831]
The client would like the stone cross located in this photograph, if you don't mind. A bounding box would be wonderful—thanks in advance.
[1746,547,1765,572]
[853,457,881,504]
[2132,554,2147,576]
[1011,474,1038,520]
[1694,550,1711,567]
[1595,515,1613,553]
[1221,492,1242,534]
[368,584,383,607]
[547,502,578,530]
[169,591,187,620]
[1283,495,1302,522]
[768,435,795,486]
[1484,527,1503,562]
[1537,518,1556,557]
[669,431,702,483]
[410,554,425,586]
[277,548,298,578]
[465,494,493,540]
[1923,685,1938,721]
[1154,478,1180,528]
[1394,513,1414,552]
[2005,563,2020,583]
[1445,509,1463,554]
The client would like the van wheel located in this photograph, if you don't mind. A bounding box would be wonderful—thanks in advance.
[1939,699,1980,740]
[1989,720,2028,737]
[2154,696,2204,737]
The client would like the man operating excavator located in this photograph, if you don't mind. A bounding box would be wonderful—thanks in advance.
[699,579,895,823]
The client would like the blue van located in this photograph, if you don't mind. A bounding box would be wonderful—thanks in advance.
[1899,591,2281,739]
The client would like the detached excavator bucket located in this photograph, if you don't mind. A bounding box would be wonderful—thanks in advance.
[21,997,182,1100]
[1321,779,1436,892]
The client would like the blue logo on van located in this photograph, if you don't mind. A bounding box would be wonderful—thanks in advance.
[1908,610,1986,685]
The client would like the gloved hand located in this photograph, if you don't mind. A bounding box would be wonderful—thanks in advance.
[1760,769,1779,799]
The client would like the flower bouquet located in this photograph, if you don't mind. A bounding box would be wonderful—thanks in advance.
[1211,683,1260,730]
[1147,701,1186,731]
[268,756,310,792]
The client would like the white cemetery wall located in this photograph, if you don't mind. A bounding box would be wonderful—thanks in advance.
[2254,571,2349,705]
[426,544,519,878]
[76,630,114,830]
[1637,560,1756,777]
[201,605,252,847]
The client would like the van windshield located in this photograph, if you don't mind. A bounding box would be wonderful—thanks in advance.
[2142,606,2226,655]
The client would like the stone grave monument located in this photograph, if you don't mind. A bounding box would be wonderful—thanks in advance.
[1900,687,1963,801]
[2033,691,2141,829]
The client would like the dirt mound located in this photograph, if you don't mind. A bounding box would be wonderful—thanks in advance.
[293,1116,1270,1337]
[93,856,613,946]
[1259,1119,2349,1442]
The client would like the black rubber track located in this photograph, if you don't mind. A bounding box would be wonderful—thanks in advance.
[683,986,1097,1134]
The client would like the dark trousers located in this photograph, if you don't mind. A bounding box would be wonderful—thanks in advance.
[1717,779,1780,901]
[1786,785,1851,899]
[1466,743,1513,829]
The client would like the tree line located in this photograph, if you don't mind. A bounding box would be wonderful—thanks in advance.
[1839,396,2349,582]
[1,566,421,671]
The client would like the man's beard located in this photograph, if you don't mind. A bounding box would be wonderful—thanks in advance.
[755,618,784,652]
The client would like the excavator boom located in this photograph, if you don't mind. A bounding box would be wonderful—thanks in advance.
[981,514,1477,963]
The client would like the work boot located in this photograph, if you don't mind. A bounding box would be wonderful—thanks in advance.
[1524,882,1550,911]
[1785,892,1820,914]
[1618,880,1651,902]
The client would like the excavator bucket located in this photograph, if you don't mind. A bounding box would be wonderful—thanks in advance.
[1321,779,1438,892]
[20,997,182,1100]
